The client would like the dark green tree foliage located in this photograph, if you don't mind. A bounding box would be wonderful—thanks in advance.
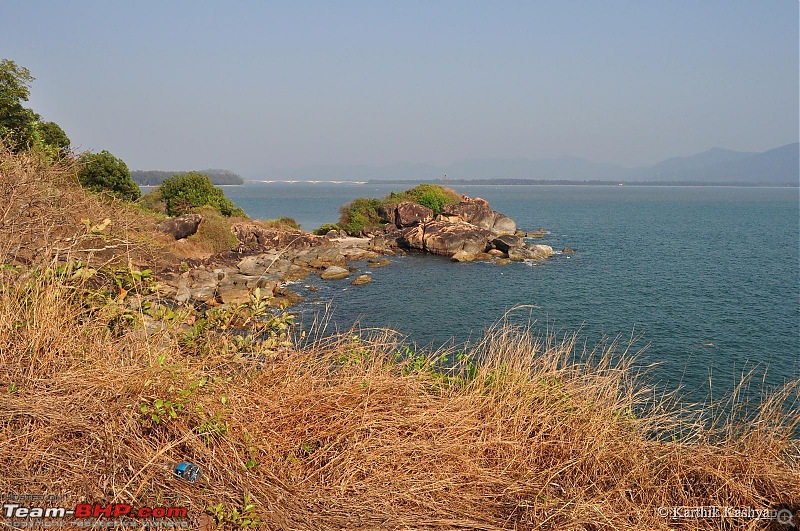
[159,172,244,217]
[0,59,37,151]
[36,121,70,153]
[0,59,71,156]
[78,150,140,201]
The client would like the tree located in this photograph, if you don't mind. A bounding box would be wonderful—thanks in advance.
[78,150,140,201]
[0,59,38,151]
[158,172,244,217]
[36,121,70,154]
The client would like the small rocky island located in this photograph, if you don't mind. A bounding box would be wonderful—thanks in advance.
[156,186,565,309]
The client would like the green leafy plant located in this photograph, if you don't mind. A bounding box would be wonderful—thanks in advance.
[206,494,262,529]
[139,397,184,425]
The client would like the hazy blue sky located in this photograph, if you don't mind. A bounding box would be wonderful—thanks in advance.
[2,1,798,176]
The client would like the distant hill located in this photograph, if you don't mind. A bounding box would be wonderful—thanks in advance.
[132,169,244,186]
[635,143,799,184]
[267,143,798,185]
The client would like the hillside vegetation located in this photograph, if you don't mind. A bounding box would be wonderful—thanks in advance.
[0,147,798,530]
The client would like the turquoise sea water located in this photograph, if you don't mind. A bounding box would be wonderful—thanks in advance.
[223,183,800,403]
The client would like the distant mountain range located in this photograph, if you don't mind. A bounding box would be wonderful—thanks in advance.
[268,143,798,185]
[132,169,244,186]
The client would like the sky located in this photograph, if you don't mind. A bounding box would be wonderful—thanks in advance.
[2,1,798,177]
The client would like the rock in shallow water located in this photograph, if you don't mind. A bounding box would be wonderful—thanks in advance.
[450,250,476,262]
[351,274,373,285]
[320,266,350,280]
[508,244,554,261]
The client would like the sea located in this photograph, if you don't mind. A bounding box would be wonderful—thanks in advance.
[221,182,800,406]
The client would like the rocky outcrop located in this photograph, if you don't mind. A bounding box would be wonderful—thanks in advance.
[491,214,517,236]
[398,221,491,256]
[423,221,492,256]
[492,235,524,253]
[389,202,434,228]
[374,194,561,263]
[156,214,202,240]
[440,196,516,235]
[232,222,326,252]
[157,193,563,310]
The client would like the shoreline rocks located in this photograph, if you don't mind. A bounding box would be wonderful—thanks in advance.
[369,194,563,266]
[155,194,567,311]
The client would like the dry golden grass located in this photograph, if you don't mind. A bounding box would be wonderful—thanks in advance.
[0,270,797,530]
[0,148,798,530]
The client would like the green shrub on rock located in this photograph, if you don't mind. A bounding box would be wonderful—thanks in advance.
[313,223,341,235]
[403,184,460,214]
[334,184,460,235]
[338,198,383,236]
[159,172,245,217]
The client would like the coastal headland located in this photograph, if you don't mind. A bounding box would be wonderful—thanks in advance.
[1,148,797,530]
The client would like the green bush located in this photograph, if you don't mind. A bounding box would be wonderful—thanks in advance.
[338,198,383,236]
[78,150,140,201]
[313,223,340,235]
[403,184,460,214]
[187,207,239,254]
[159,172,245,217]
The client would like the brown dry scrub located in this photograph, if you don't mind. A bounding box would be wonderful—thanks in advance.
[0,146,237,269]
[0,147,176,268]
[0,270,797,531]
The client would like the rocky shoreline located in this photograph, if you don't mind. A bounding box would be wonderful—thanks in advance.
[156,194,566,309]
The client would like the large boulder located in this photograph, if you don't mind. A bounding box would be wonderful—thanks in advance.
[187,268,218,301]
[156,214,202,240]
[394,202,434,228]
[526,244,554,260]
[237,253,291,276]
[421,221,492,256]
[398,225,426,252]
[451,250,477,262]
[231,222,325,252]
[492,235,524,253]
[440,197,516,235]
[441,197,495,229]
[491,213,517,236]
[320,266,350,280]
